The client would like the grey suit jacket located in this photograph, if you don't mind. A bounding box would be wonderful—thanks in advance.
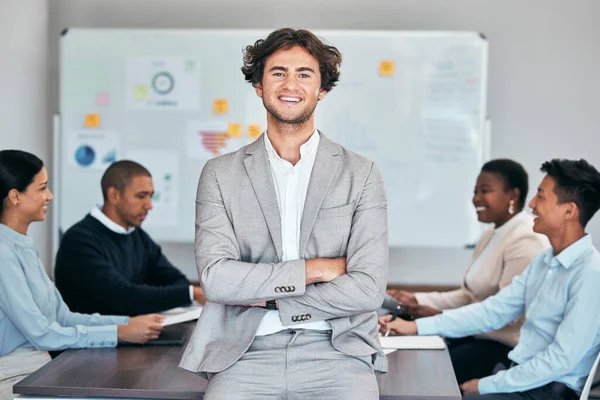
[179,133,389,376]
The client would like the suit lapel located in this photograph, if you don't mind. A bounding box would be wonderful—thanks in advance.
[299,134,341,258]
[243,134,283,260]
[463,228,494,287]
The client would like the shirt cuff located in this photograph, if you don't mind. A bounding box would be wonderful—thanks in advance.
[189,285,194,303]
[87,324,119,348]
[415,315,440,335]
[478,375,498,395]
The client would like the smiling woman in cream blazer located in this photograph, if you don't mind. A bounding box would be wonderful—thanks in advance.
[388,159,549,384]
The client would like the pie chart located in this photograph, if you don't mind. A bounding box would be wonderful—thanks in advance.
[75,145,95,167]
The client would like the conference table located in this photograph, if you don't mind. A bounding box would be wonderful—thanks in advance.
[14,322,461,400]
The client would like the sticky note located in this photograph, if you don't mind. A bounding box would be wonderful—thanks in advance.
[85,113,101,128]
[213,99,229,114]
[379,61,395,76]
[227,123,242,138]
[248,124,262,139]
[133,85,149,100]
[96,92,110,107]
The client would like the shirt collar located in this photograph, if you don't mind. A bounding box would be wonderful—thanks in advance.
[264,130,320,164]
[90,205,135,235]
[543,234,593,269]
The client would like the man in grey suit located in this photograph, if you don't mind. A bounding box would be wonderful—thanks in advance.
[180,28,389,400]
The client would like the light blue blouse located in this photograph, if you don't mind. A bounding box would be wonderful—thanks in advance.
[0,223,129,357]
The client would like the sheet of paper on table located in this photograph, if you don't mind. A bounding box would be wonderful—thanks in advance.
[160,303,203,326]
[379,335,446,350]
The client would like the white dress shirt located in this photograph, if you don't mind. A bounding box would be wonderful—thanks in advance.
[255,131,332,336]
[90,205,194,303]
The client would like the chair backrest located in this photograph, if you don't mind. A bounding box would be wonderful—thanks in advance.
[580,351,600,400]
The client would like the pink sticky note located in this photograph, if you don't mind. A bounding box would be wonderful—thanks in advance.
[96,92,110,107]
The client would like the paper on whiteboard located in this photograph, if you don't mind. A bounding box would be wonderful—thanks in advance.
[379,335,446,350]
[125,149,179,227]
[161,304,203,327]
[68,130,119,170]
[126,57,200,111]
[185,119,252,160]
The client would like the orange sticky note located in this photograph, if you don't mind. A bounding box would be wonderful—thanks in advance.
[85,113,101,128]
[213,99,229,114]
[379,61,395,76]
[247,124,262,139]
[227,123,242,138]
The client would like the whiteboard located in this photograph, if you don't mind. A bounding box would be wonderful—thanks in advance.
[58,28,489,247]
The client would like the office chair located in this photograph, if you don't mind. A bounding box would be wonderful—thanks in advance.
[580,351,600,400]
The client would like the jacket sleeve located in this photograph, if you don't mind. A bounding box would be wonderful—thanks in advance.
[195,159,307,305]
[414,288,473,310]
[277,162,389,324]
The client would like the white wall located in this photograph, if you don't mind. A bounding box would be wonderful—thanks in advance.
[40,0,600,284]
[0,0,50,266]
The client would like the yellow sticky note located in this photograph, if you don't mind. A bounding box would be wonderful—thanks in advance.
[379,61,395,76]
[213,99,229,114]
[85,113,101,128]
[133,85,148,100]
[247,124,262,139]
[227,123,242,138]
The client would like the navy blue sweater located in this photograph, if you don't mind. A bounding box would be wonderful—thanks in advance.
[55,215,191,316]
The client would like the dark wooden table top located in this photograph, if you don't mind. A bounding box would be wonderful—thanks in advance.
[15,322,460,400]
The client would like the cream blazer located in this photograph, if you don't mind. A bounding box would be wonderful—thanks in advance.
[414,213,550,347]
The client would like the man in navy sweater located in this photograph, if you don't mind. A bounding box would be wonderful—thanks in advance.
[55,160,205,316]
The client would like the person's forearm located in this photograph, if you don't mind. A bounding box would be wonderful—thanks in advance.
[199,258,306,304]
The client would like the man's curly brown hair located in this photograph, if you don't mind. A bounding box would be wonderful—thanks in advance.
[241,28,342,92]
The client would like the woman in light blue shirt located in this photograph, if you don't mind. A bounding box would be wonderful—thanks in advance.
[0,150,164,399]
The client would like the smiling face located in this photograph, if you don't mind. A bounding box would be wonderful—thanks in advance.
[16,166,53,223]
[472,171,518,226]
[255,46,327,126]
[529,175,574,236]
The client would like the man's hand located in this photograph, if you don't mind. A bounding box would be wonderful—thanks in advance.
[387,289,418,305]
[193,286,207,304]
[305,257,346,284]
[117,314,164,344]
[460,379,480,396]
[378,314,418,336]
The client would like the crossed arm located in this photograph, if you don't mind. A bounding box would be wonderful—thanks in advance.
[195,159,388,324]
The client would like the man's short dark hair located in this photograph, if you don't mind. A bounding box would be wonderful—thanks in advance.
[541,159,600,228]
[101,160,151,201]
[481,159,529,211]
[241,28,342,92]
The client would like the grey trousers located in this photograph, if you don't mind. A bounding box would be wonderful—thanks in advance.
[0,348,51,400]
[204,329,379,400]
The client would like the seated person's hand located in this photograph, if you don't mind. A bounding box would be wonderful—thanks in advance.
[193,286,207,304]
[117,314,164,344]
[460,379,480,396]
[401,303,442,319]
[378,314,418,336]
[386,289,418,305]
